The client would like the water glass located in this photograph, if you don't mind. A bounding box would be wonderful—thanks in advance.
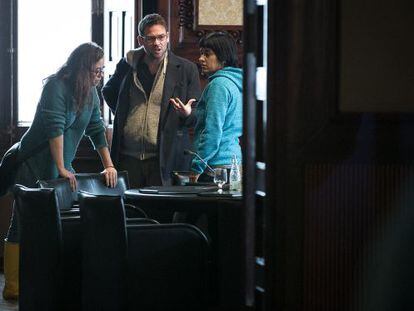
[213,168,228,191]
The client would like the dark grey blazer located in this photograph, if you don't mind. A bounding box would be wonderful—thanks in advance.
[102,50,201,185]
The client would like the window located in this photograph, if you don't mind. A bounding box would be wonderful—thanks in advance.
[103,0,135,123]
[18,0,91,124]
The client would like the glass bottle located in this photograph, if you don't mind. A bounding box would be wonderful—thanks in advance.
[229,155,241,191]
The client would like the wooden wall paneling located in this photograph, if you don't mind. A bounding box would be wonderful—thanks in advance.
[267,0,368,309]
[303,163,414,310]
[266,0,351,309]
[243,0,257,307]
[0,0,17,146]
[339,0,414,113]
[265,0,288,309]
[0,0,17,263]
[142,1,157,17]
[92,0,104,47]
[0,0,12,131]
[283,0,338,157]
[158,0,201,63]
[267,0,414,310]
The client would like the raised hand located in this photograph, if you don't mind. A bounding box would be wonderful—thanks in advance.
[169,97,197,117]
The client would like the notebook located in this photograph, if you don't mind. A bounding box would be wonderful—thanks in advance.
[139,185,218,195]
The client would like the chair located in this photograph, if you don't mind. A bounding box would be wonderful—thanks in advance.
[77,191,210,311]
[13,184,82,311]
[126,223,210,311]
[37,175,75,213]
[14,184,61,311]
[76,171,147,218]
[38,170,148,218]
[78,191,128,311]
[14,185,155,311]
[76,171,130,196]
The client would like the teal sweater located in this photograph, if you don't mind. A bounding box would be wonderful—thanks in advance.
[15,77,108,186]
[191,67,243,174]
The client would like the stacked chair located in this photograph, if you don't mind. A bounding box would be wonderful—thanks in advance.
[14,171,210,311]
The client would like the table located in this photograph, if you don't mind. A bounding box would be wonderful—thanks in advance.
[124,188,244,308]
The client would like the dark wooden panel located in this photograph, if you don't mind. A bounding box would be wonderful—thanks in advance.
[266,1,414,310]
[266,1,339,308]
[339,0,414,113]
[0,0,10,129]
[0,0,16,132]
[0,0,15,261]
[304,164,414,310]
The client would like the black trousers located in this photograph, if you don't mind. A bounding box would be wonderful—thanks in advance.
[118,154,162,188]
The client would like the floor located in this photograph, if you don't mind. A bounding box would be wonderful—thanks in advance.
[0,272,233,311]
[0,273,18,311]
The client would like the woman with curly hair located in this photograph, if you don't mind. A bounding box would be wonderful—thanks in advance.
[3,42,117,300]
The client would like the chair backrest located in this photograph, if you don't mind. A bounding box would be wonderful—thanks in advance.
[126,223,210,311]
[37,177,75,210]
[78,191,128,310]
[75,171,149,219]
[37,170,130,211]
[75,170,130,197]
[13,184,62,310]
[14,184,83,311]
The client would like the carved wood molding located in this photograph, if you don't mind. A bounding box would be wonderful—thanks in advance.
[194,29,243,44]
[178,0,194,30]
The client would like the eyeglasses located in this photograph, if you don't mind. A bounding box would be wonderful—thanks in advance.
[142,34,167,44]
[91,66,105,76]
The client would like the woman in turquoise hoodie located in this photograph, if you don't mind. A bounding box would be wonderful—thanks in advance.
[3,42,118,300]
[171,32,242,180]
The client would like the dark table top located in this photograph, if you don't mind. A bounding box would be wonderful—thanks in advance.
[124,186,242,202]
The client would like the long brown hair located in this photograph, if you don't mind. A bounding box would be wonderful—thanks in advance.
[54,42,104,111]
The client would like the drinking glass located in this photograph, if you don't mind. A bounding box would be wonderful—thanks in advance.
[213,168,228,192]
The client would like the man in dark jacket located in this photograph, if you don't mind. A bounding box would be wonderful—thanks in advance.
[102,13,200,187]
